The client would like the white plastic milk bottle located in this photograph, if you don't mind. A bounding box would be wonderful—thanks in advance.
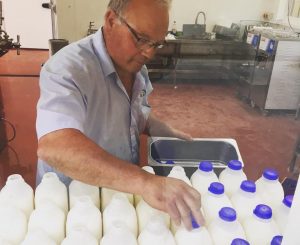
[102,193,137,236]
[35,172,68,214]
[0,174,34,219]
[273,195,293,234]
[138,215,176,245]
[101,188,134,212]
[61,226,98,245]
[0,236,13,245]
[66,196,102,240]
[208,207,246,245]
[191,161,219,195]
[201,182,233,224]
[100,222,138,245]
[230,180,263,222]
[243,204,280,245]
[219,160,247,197]
[255,168,284,212]
[69,179,100,209]
[20,229,57,245]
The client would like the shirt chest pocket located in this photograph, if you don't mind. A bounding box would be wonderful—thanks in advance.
[132,96,151,134]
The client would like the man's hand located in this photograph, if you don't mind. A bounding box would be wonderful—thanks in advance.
[142,174,205,230]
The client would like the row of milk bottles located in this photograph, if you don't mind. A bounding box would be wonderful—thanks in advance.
[0,160,293,245]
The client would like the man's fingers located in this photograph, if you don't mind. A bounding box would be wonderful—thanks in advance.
[176,198,193,230]
[166,200,181,226]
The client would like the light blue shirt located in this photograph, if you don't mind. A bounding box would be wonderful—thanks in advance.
[36,29,153,186]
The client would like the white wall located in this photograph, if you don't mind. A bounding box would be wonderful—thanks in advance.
[2,0,52,49]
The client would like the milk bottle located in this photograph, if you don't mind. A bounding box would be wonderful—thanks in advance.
[134,166,155,207]
[273,195,293,234]
[0,237,13,245]
[66,196,102,240]
[100,222,138,245]
[69,179,100,209]
[0,174,34,219]
[35,172,68,214]
[271,235,283,245]
[101,188,134,212]
[175,216,213,245]
[243,204,280,245]
[230,180,262,222]
[168,166,191,185]
[20,229,57,245]
[202,182,233,224]
[219,160,247,197]
[103,193,137,236]
[255,168,284,211]
[208,207,246,245]
[136,198,170,233]
[61,226,98,245]
[191,161,218,195]
[27,201,66,244]
[231,238,250,245]
[0,204,27,244]
[138,215,176,245]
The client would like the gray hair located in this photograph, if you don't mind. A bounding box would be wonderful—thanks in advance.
[108,0,172,14]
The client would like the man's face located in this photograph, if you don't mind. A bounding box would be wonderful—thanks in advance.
[104,0,169,75]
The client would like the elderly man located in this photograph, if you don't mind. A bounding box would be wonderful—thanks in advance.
[36,0,204,229]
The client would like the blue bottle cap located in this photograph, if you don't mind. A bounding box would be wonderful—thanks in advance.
[262,168,279,180]
[228,160,242,170]
[208,182,224,195]
[219,207,237,222]
[199,161,213,172]
[166,160,175,165]
[240,180,256,193]
[190,214,200,229]
[271,235,283,245]
[231,238,250,245]
[253,204,272,219]
[283,195,293,208]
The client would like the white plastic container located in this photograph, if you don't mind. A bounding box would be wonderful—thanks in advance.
[103,193,137,236]
[219,160,247,197]
[175,217,213,245]
[231,238,250,245]
[0,174,34,219]
[136,198,170,233]
[35,172,68,214]
[230,180,263,222]
[208,207,246,245]
[27,201,66,244]
[138,215,176,245]
[191,161,219,195]
[66,196,102,240]
[167,166,191,186]
[20,229,57,245]
[202,182,233,224]
[255,168,284,211]
[134,166,155,207]
[61,226,98,245]
[0,204,27,244]
[100,222,138,245]
[69,179,100,209]
[101,188,134,212]
[273,195,293,234]
[0,237,13,245]
[243,204,280,245]
[271,235,283,245]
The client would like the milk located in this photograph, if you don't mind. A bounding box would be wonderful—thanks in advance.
[61,226,98,245]
[219,160,247,197]
[136,198,170,233]
[271,235,283,245]
[103,193,137,236]
[231,238,250,245]
[208,207,246,245]
[27,201,66,244]
[66,196,102,240]
[138,215,176,245]
[255,168,284,211]
[134,166,155,207]
[243,204,280,245]
[191,161,219,195]
[273,195,293,234]
[69,179,100,209]
[0,174,34,219]
[230,180,263,222]
[100,222,138,245]
[35,172,68,214]
[202,182,233,224]
[0,204,27,244]
[20,230,57,245]
[101,188,134,212]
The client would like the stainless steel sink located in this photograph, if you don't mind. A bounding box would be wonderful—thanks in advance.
[147,137,243,177]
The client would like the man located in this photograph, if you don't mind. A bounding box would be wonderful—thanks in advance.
[36,0,204,230]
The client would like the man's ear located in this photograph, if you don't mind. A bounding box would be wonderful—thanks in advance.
[104,9,118,31]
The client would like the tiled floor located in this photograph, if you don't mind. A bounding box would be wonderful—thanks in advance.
[0,49,299,188]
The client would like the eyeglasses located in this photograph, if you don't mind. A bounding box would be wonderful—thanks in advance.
[117,14,166,50]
